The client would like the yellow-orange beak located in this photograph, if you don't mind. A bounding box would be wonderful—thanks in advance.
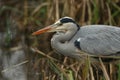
[32,26,52,35]
[32,23,67,35]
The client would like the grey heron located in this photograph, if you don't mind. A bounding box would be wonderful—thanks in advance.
[32,17,120,60]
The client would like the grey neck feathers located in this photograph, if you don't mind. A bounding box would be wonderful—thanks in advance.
[51,29,77,54]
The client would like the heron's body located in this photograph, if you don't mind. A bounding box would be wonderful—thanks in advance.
[51,25,120,58]
[32,17,120,59]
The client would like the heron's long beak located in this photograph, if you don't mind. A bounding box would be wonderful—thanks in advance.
[32,24,66,35]
[32,26,52,35]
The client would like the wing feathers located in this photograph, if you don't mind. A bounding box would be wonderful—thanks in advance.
[76,29,120,55]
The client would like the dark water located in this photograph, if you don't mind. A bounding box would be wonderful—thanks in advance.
[0,20,27,80]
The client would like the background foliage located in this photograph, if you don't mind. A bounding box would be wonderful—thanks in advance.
[0,0,120,80]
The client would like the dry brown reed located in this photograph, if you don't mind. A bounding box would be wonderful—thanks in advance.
[0,0,120,80]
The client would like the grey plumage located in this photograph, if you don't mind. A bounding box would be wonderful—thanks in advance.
[51,24,120,58]
[74,25,120,55]
[32,17,120,59]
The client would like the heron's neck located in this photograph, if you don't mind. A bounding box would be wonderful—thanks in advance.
[51,30,78,55]
[53,30,76,42]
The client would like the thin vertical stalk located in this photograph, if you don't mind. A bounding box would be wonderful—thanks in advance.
[81,0,86,23]
[87,0,92,24]
[24,0,28,26]
[55,0,59,20]
[99,58,110,80]
[106,3,112,25]
[89,65,95,80]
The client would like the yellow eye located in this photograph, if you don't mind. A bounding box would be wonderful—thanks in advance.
[57,23,63,26]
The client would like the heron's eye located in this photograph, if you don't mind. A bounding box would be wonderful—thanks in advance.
[57,23,63,26]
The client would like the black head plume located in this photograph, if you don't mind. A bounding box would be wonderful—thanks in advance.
[59,17,80,30]
[60,17,76,24]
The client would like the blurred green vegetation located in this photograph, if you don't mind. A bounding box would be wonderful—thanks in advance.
[0,0,120,80]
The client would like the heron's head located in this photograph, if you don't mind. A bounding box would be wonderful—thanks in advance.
[32,17,80,35]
